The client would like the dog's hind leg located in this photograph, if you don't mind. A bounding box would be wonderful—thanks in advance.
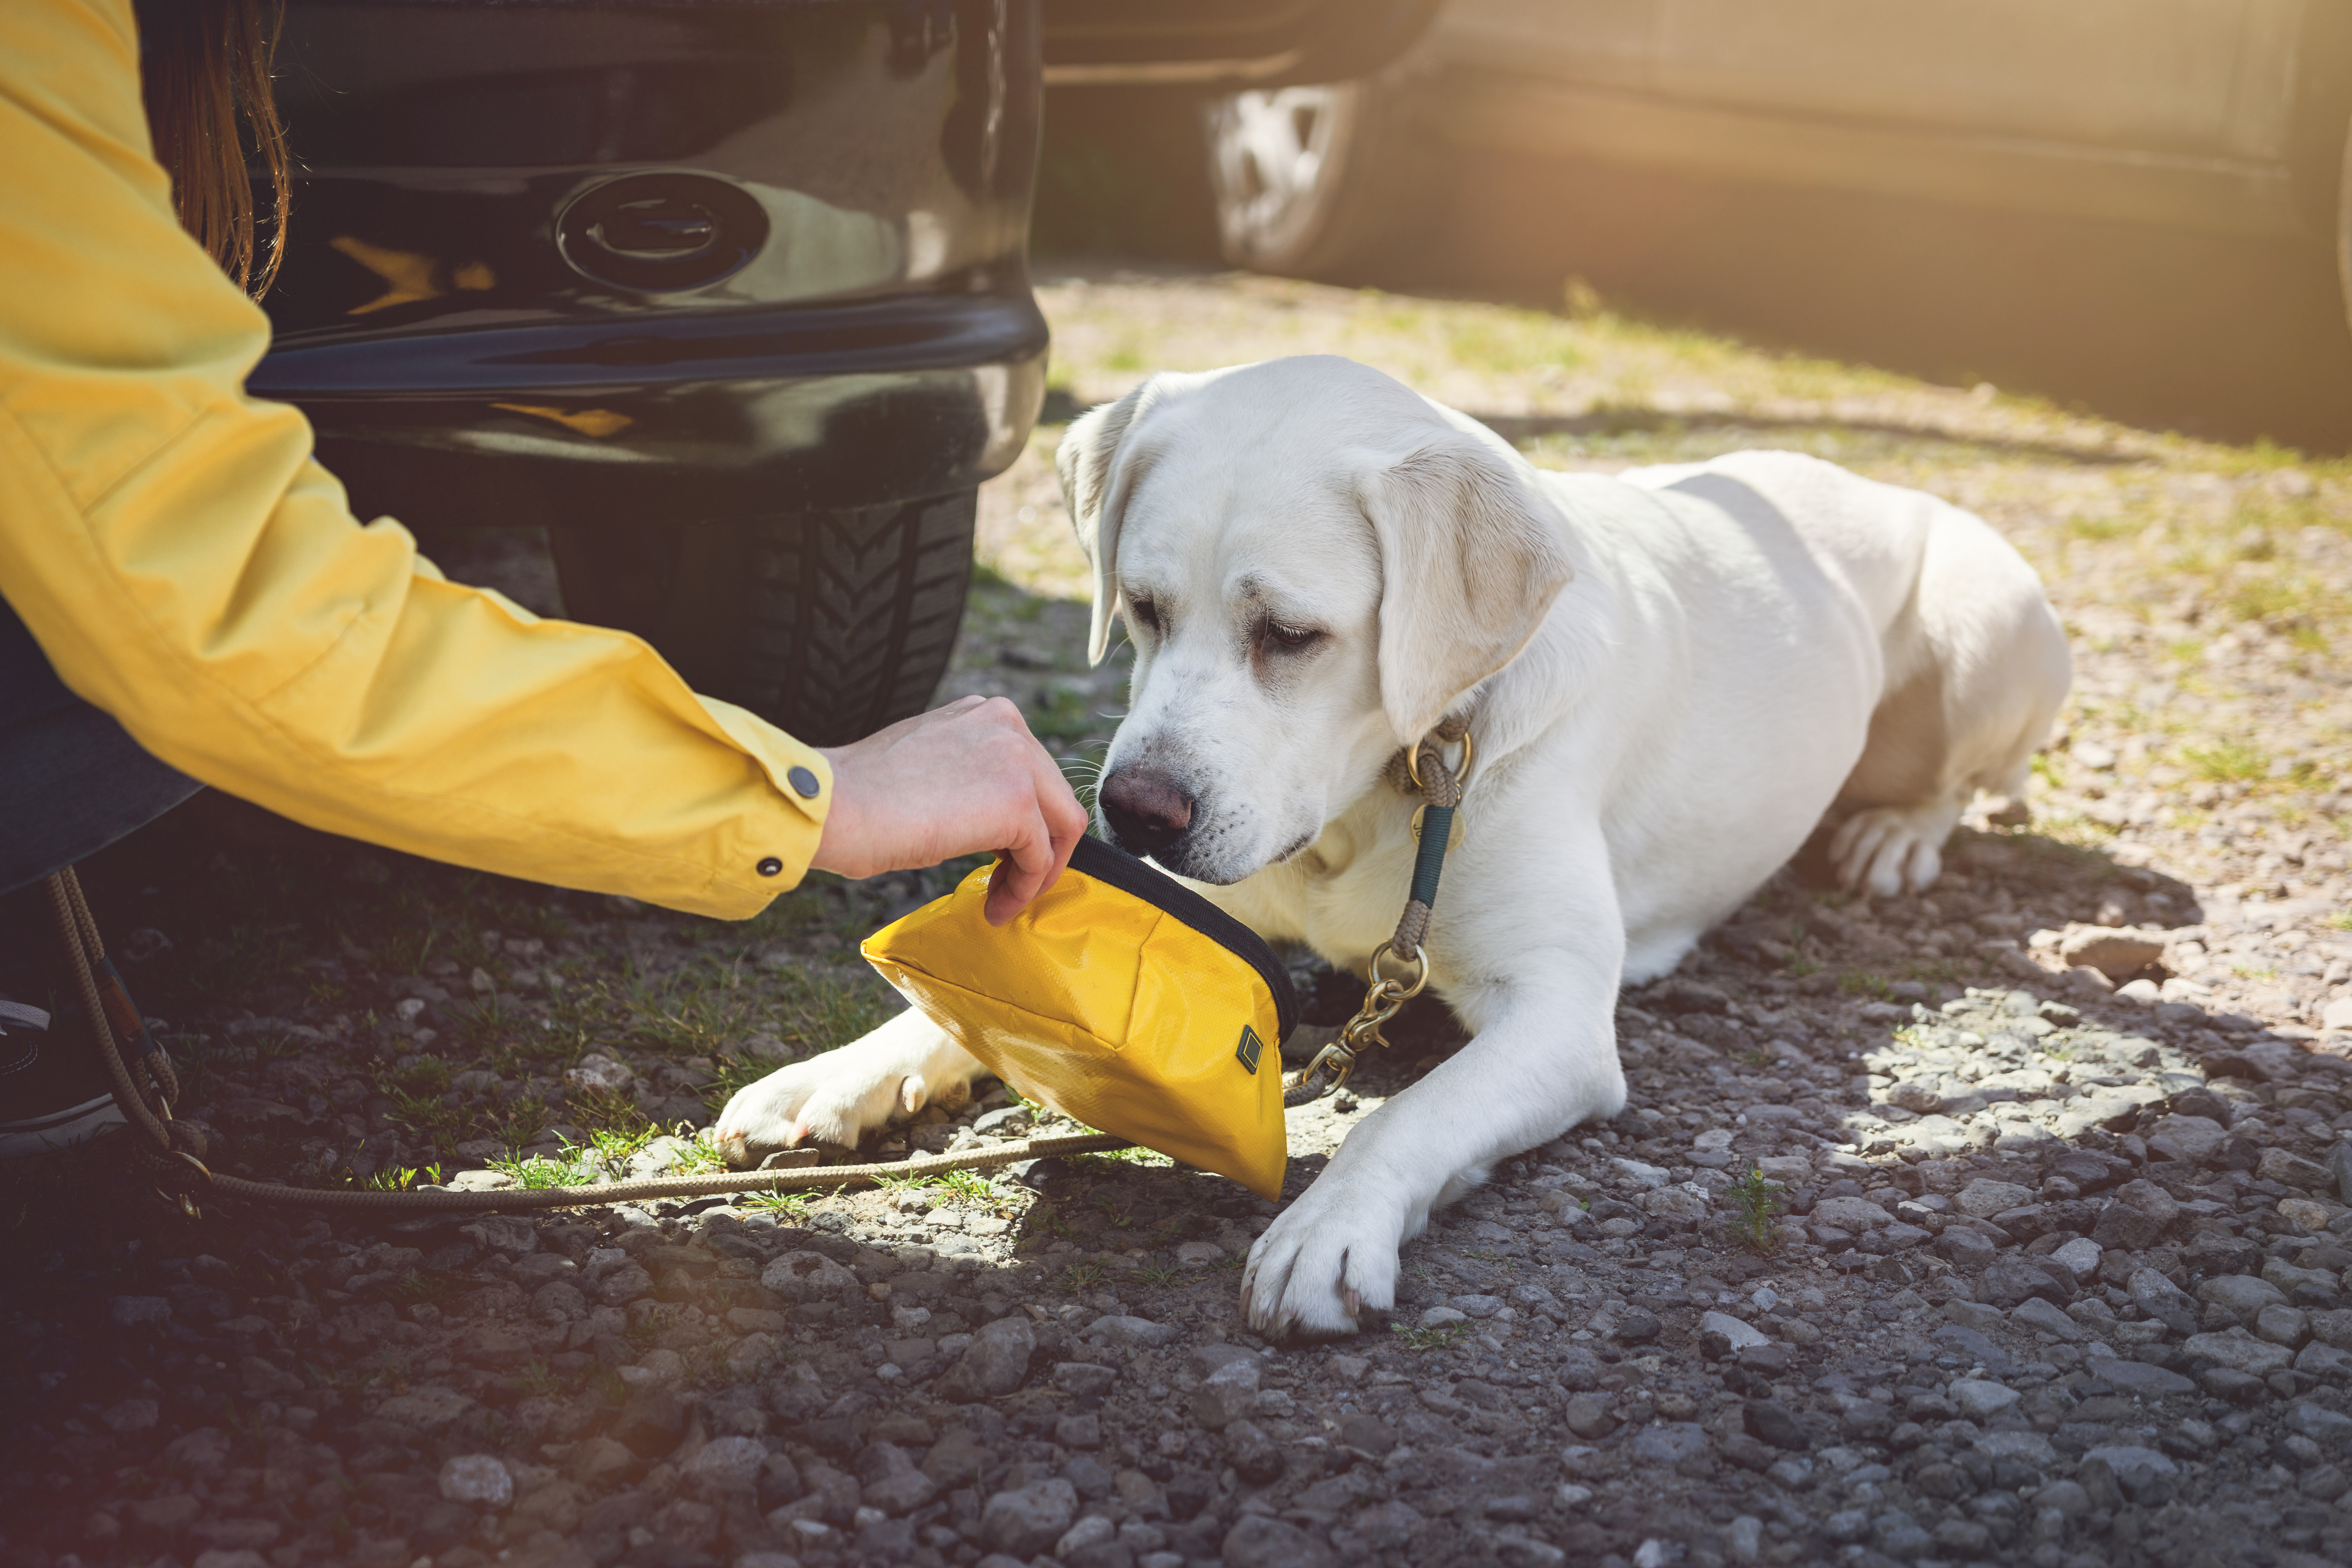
[1831,501,2070,897]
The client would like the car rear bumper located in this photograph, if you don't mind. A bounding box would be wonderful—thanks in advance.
[252,286,1048,522]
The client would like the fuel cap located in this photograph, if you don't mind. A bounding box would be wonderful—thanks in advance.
[557,172,768,292]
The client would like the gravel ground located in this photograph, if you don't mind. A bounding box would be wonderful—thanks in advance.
[4,264,2351,1568]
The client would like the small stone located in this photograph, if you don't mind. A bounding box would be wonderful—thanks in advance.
[2184,1326,2295,1376]
[1222,1515,1336,1568]
[1056,1516,1117,1559]
[937,1316,1035,1402]
[2299,1340,2352,1378]
[2013,1297,2082,1341]
[1052,1362,1118,1397]
[1949,1379,2020,1419]
[679,1436,766,1493]
[1188,1359,1262,1431]
[1982,1257,2070,1309]
[2257,1303,2312,1348]
[1417,1306,1468,1329]
[2198,1274,2288,1325]
[2145,1115,2227,1163]
[1175,1241,1225,1266]
[2096,1359,2197,1399]
[2131,1269,2201,1336]
[2259,1147,2334,1191]
[1744,1399,1808,1450]
[2278,1197,2332,1233]
[2050,1237,2103,1280]
[1566,1393,1617,1439]
[1810,1196,1893,1231]
[1956,1179,2034,1217]
[2288,1400,2352,1450]
[2060,928,2163,982]
[1699,1311,1770,1352]
[1632,1423,1710,1465]
[1085,1313,1180,1347]
[2090,1201,2164,1251]
[438,1454,514,1509]
[1452,1294,1506,1319]
[2082,1445,2179,1504]
[1936,1229,1998,1270]
[980,1478,1077,1558]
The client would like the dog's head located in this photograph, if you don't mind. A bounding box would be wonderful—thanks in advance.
[1057,356,1576,883]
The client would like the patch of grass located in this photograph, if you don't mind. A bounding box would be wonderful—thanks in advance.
[391,1056,452,1097]
[937,1168,1018,1216]
[361,1163,443,1193]
[2033,811,2120,850]
[489,1147,604,1190]
[740,1191,813,1223]
[1129,1263,1182,1289]
[516,1358,564,1397]
[1838,971,1891,999]
[2063,514,2139,543]
[1392,1321,1470,1351]
[1728,1162,1783,1252]
[1056,1262,1106,1292]
[2323,911,2352,932]
[2182,739,2270,783]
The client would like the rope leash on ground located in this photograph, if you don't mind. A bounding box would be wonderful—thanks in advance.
[51,722,1466,1214]
[45,866,1131,1217]
[1283,718,1473,1108]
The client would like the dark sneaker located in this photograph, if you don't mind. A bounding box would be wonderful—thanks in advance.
[0,998,125,1157]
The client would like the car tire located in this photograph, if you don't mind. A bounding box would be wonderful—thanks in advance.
[548,490,976,747]
[1202,77,1430,278]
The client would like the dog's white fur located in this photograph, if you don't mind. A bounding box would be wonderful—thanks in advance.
[717,356,2070,1339]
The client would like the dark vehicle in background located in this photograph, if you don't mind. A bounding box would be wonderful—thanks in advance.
[1207,0,2352,326]
[252,0,1434,746]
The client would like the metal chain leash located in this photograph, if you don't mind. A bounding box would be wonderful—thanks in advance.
[1283,717,1473,1107]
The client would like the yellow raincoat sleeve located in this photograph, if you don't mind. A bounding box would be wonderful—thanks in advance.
[0,0,832,919]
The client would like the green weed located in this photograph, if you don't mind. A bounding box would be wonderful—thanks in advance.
[2182,740,2270,782]
[1392,1322,1470,1351]
[1728,1162,1783,1252]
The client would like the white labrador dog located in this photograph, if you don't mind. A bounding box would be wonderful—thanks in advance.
[716,356,2069,1340]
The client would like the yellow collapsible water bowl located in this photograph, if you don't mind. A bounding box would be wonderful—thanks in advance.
[862,836,1296,1198]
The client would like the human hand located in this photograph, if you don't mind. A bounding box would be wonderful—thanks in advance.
[809,696,1088,925]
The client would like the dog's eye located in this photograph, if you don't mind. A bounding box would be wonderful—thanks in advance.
[1126,595,1159,633]
[1265,621,1322,650]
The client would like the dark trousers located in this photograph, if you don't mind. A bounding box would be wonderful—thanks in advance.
[0,595,203,897]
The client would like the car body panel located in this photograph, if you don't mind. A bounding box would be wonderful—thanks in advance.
[1414,0,2322,238]
[1040,0,1443,87]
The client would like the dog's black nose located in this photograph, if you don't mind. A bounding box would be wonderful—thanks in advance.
[1100,768,1194,856]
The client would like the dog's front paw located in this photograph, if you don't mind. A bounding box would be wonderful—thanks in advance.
[713,1049,926,1169]
[1241,1183,1404,1341]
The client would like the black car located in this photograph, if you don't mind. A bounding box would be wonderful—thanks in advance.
[252,0,1436,745]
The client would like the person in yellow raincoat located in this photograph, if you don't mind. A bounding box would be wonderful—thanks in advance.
[0,0,1087,1155]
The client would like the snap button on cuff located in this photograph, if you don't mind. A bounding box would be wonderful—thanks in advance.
[787,765,821,799]
[756,857,784,877]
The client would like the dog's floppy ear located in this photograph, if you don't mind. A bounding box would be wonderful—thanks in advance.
[1056,380,1165,666]
[1359,436,1576,746]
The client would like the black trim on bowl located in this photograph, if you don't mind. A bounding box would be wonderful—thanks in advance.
[1067,836,1299,1044]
